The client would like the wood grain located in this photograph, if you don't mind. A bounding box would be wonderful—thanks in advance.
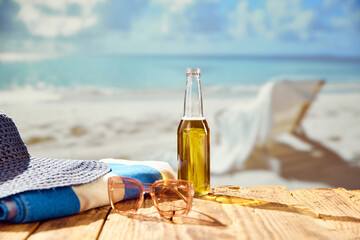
[223,202,341,239]
[27,206,110,240]
[1,186,360,240]
[0,222,39,240]
[212,186,341,239]
[99,199,171,240]
[99,196,236,240]
[291,188,360,239]
[212,185,300,206]
[290,188,360,219]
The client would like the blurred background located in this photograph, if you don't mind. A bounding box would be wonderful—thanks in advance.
[0,0,360,189]
[0,0,360,88]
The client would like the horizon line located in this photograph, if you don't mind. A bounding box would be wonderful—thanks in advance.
[92,53,360,62]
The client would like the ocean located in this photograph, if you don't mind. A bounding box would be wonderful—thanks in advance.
[1,55,360,91]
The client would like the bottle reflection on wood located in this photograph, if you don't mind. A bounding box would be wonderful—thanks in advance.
[177,68,210,197]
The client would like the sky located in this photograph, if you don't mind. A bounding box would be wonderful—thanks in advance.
[0,0,359,62]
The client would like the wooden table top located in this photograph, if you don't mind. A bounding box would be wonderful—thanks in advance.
[1,186,359,240]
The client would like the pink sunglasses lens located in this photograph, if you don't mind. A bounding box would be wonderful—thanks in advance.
[152,182,192,218]
[109,178,142,212]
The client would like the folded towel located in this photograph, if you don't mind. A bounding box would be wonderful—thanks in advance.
[73,159,176,212]
[212,79,324,174]
[0,159,176,223]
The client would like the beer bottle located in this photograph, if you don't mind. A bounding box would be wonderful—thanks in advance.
[177,68,210,196]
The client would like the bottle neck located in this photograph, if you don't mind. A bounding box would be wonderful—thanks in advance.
[183,73,204,118]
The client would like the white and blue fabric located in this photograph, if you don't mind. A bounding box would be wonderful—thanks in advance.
[0,111,176,223]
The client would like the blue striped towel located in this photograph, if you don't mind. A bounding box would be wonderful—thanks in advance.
[0,159,176,223]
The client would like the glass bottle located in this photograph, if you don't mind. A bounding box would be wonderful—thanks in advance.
[177,68,210,197]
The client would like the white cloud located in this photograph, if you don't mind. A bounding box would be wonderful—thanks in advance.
[292,11,314,30]
[229,0,249,39]
[130,0,197,41]
[131,14,170,40]
[230,0,315,41]
[266,0,287,24]
[251,9,266,35]
[14,0,103,38]
[150,0,194,12]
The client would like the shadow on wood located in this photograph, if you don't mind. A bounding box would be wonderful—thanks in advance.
[206,186,360,224]
[114,198,232,227]
[23,206,111,240]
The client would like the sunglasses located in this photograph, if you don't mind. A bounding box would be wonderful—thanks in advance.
[108,176,195,219]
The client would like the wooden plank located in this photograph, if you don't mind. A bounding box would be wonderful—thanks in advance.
[291,188,360,239]
[27,206,110,240]
[349,190,360,206]
[99,198,179,240]
[171,198,235,239]
[290,188,360,219]
[322,188,360,239]
[213,185,301,206]
[222,202,341,239]
[0,222,39,240]
[3,186,359,240]
[322,219,360,240]
[99,199,142,240]
[99,197,235,240]
[204,186,340,239]
[100,186,345,240]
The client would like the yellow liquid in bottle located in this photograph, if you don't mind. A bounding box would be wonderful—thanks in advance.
[177,118,210,196]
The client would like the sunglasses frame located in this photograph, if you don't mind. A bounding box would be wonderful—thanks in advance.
[108,176,195,219]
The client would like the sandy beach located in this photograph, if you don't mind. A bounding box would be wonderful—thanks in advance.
[1,84,360,190]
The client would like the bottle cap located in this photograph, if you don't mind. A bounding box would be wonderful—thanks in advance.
[186,68,200,74]
[186,68,200,77]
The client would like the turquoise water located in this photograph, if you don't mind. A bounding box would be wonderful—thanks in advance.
[0,55,359,89]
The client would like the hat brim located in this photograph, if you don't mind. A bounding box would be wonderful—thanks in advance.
[0,156,110,198]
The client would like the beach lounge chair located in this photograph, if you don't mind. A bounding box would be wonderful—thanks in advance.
[212,79,325,174]
[266,80,325,138]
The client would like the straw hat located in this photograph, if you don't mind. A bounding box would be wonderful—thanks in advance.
[0,111,110,198]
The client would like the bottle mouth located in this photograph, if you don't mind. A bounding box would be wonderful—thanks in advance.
[186,68,200,73]
[186,68,200,77]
